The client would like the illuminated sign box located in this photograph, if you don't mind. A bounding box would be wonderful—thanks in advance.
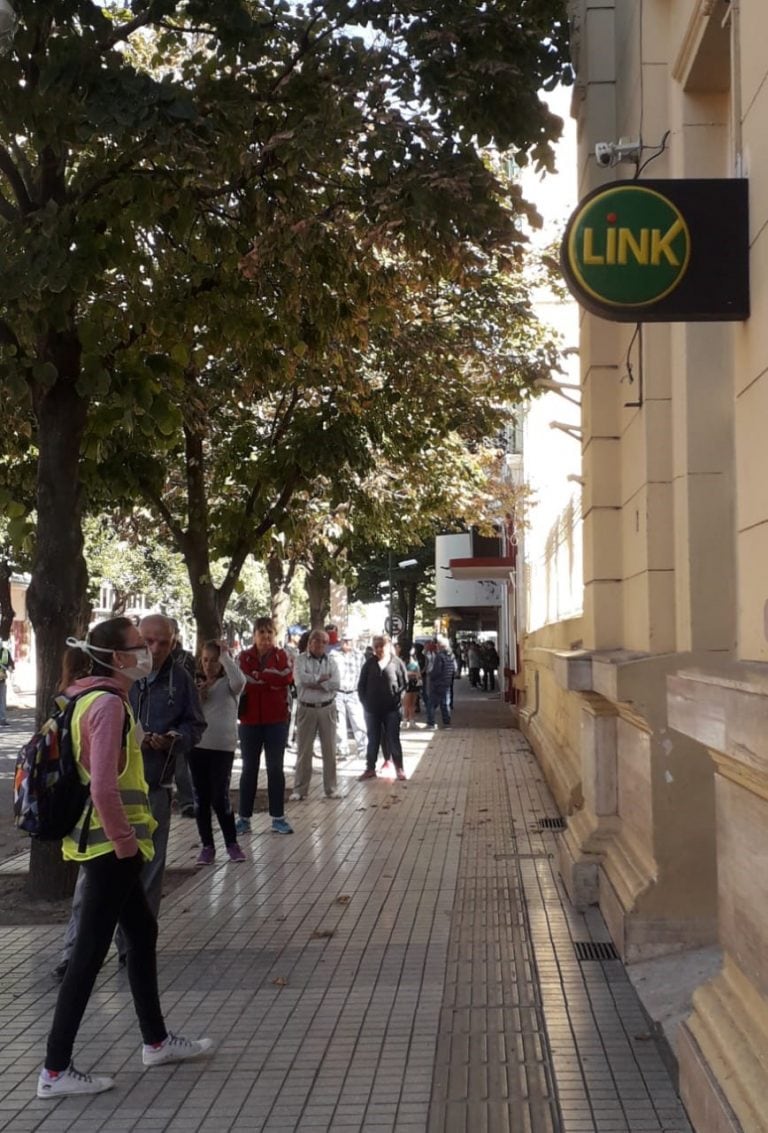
[561,179,749,322]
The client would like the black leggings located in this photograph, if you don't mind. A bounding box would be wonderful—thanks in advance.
[188,748,237,847]
[46,851,166,1071]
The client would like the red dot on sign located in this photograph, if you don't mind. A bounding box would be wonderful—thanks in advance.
[606,212,618,223]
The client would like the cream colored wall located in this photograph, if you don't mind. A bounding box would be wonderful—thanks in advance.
[736,2,768,662]
[558,2,768,1126]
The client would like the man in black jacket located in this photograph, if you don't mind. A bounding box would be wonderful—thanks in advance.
[357,634,407,781]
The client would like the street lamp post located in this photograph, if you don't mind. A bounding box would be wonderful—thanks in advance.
[388,550,393,634]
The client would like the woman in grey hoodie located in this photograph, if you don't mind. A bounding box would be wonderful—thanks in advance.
[189,640,246,864]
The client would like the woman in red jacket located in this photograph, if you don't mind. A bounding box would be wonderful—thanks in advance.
[236,617,294,835]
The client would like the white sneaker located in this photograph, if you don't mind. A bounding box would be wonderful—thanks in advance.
[325,790,342,799]
[142,1033,213,1067]
[37,1064,114,1098]
[289,790,303,801]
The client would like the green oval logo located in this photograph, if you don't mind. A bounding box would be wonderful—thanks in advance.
[566,185,691,307]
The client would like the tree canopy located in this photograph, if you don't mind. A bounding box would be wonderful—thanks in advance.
[0,0,571,702]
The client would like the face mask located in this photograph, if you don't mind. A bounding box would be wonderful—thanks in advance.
[115,648,153,682]
[66,638,154,683]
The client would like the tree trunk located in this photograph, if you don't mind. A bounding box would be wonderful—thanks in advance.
[267,551,294,644]
[0,559,15,640]
[306,564,330,629]
[25,351,89,900]
[187,554,223,643]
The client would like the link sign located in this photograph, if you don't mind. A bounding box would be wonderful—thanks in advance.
[561,179,749,322]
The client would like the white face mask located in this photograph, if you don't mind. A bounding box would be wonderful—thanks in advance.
[66,638,154,683]
[115,648,153,682]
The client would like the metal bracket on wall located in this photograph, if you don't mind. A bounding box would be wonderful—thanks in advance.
[624,322,644,409]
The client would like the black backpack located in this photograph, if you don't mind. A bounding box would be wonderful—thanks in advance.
[14,687,125,850]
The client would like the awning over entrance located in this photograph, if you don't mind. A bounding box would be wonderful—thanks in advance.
[448,556,516,581]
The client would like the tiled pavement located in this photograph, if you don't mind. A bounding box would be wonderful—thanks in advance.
[0,686,693,1132]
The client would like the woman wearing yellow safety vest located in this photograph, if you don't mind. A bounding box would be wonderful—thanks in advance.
[38,617,212,1100]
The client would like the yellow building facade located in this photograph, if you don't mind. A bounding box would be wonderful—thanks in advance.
[519,2,768,1129]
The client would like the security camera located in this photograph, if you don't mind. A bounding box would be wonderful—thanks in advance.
[594,138,642,168]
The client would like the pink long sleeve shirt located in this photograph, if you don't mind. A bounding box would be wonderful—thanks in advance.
[66,676,140,860]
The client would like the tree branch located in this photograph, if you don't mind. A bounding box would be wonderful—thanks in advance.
[0,144,32,213]
[0,318,22,351]
[0,190,18,222]
[100,10,155,51]
[141,484,188,552]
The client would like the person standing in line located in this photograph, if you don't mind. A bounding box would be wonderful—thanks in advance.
[236,617,294,835]
[0,639,14,725]
[292,629,341,799]
[357,635,408,781]
[335,633,367,758]
[426,635,456,729]
[402,649,421,729]
[54,613,206,979]
[467,640,481,688]
[481,639,499,692]
[190,640,246,864]
[133,614,205,820]
[169,617,197,681]
[38,618,211,1100]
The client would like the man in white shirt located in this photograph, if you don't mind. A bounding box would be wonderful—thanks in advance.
[335,633,367,758]
[291,629,341,799]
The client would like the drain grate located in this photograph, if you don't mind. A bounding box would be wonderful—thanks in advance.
[538,816,566,831]
[574,940,620,962]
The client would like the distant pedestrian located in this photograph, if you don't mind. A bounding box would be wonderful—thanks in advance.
[426,636,455,729]
[335,633,367,758]
[293,630,341,799]
[481,640,499,691]
[0,639,14,725]
[402,649,421,728]
[467,641,481,688]
[190,640,246,864]
[169,617,197,681]
[236,617,294,835]
[357,635,407,780]
[38,618,211,1101]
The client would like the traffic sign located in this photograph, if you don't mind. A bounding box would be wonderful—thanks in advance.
[385,615,404,635]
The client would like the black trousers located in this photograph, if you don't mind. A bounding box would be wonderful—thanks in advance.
[364,708,403,770]
[188,748,237,847]
[46,851,166,1071]
[238,722,288,818]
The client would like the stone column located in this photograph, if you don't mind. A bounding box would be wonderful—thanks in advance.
[669,666,768,1133]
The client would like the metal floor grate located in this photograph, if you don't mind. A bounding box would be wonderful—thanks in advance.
[574,940,620,962]
[538,816,566,831]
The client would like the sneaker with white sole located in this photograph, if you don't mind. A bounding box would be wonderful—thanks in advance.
[234,816,251,835]
[142,1032,213,1067]
[271,816,293,834]
[288,790,304,801]
[37,1064,114,1099]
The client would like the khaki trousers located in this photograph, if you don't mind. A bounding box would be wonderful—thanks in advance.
[294,702,338,796]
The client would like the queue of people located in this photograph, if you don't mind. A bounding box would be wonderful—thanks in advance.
[41,612,483,1100]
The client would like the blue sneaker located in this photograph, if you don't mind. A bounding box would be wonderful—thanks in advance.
[234,817,251,835]
[271,817,293,835]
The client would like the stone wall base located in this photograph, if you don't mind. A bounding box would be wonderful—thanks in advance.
[679,959,768,1133]
[678,1023,743,1133]
[599,854,716,964]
